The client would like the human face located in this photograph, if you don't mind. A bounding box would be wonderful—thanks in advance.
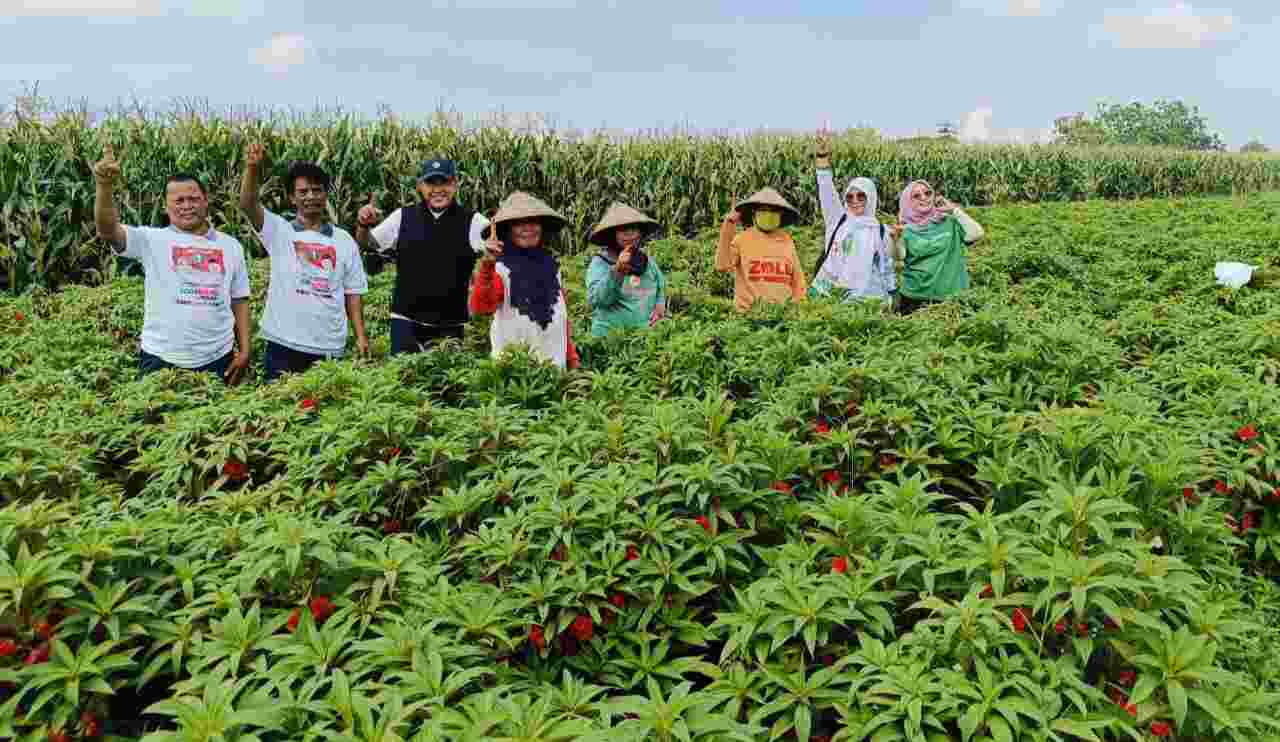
[165,181,209,233]
[845,189,867,217]
[616,226,642,250]
[753,207,783,232]
[909,183,934,208]
[511,219,543,248]
[291,177,328,221]
[416,176,458,211]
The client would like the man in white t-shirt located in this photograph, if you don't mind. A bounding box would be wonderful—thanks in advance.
[239,143,370,381]
[94,144,252,384]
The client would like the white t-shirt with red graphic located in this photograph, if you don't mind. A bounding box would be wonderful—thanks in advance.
[121,225,251,368]
[257,210,369,357]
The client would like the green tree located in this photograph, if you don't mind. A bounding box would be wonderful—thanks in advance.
[1094,100,1224,150]
[1053,114,1107,146]
[1054,101,1224,150]
[1240,140,1269,154]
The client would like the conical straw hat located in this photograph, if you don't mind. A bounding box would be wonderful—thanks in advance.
[735,187,801,228]
[588,202,661,246]
[489,192,568,235]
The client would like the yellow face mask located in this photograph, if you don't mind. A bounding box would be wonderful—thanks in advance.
[753,210,782,232]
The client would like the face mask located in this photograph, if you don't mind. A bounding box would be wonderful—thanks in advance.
[754,210,782,232]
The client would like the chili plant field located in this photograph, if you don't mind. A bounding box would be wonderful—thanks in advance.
[5,111,1280,292]
[3,193,1280,741]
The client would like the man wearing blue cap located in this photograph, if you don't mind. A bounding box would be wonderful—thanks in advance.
[355,158,490,354]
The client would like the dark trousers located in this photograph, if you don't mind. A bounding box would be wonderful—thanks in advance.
[390,319,463,355]
[896,295,938,316]
[263,340,328,382]
[139,349,232,381]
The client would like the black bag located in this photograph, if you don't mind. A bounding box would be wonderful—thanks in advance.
[813,214,885,278]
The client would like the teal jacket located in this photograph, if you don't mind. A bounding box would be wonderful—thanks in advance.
[586,255,667,338]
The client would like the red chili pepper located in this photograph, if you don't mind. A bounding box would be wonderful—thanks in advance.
[570,614,594,642]
[309,596,336,623]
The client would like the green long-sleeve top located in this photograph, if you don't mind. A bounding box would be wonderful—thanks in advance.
[586,255,667,338]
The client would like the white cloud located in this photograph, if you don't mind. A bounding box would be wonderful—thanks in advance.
[958,107,1054,144]
[1,0,161,13]
[954,0,1061,17]
[960,107,993,142]
[251,33,308,74]
[1099,3,1237,50]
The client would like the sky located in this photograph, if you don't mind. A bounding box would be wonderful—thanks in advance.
[1,0,1275,147]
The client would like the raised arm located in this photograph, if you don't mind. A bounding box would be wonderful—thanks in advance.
[93,143,127,249]
[469,226,506,316]
[586,255,625,310]
[239,142,266,232]
[815,130,839,228]
[354,194,386,253]
[953,208,985,244]
[715,210,741,273]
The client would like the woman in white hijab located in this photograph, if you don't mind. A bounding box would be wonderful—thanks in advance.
[810,129,902,301]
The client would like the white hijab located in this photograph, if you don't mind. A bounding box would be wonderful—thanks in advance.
[818,177,884,295]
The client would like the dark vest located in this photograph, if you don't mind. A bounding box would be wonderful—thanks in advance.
[391,202,479,326]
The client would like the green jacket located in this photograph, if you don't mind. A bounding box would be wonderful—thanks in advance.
[586,256,666,338]
[900,216,970,301]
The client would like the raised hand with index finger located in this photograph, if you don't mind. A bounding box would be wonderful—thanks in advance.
[244,142,266,168]
[357,192,383,227]
[481,222,504,263]
[94,142,121,185]
[815,128,833,164]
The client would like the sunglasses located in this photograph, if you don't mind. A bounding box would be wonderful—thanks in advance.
[846,192,868,202]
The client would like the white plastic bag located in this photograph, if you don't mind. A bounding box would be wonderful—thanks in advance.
[1215,262,1257,289]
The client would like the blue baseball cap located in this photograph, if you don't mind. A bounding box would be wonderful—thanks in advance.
[418,158,457,181]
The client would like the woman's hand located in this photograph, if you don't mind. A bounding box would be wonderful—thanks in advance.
[481,227,504,264]
[615,246,633,275]
[815,128,833,167]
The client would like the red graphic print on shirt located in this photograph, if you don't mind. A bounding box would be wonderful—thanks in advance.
[747,258,794,284]
[171,245,227,306]
[293,241,338,298]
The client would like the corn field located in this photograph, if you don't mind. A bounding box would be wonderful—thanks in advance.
[4,109,1280,293]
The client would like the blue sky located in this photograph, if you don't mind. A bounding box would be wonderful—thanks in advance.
[1,0,1275,147]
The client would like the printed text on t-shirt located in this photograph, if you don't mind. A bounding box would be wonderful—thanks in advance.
[747,258,794,284]
[171,245,227,306]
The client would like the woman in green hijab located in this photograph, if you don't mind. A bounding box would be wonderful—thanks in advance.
[893,180,985,314]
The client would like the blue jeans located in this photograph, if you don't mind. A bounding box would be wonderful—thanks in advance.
[390,319,463,355]
[263,340,327,382]
[139,349,232,381]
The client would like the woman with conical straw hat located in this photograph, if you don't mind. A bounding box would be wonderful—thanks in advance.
[585,202,668,338]
[469,192,579,369]
[715,188,808,312]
